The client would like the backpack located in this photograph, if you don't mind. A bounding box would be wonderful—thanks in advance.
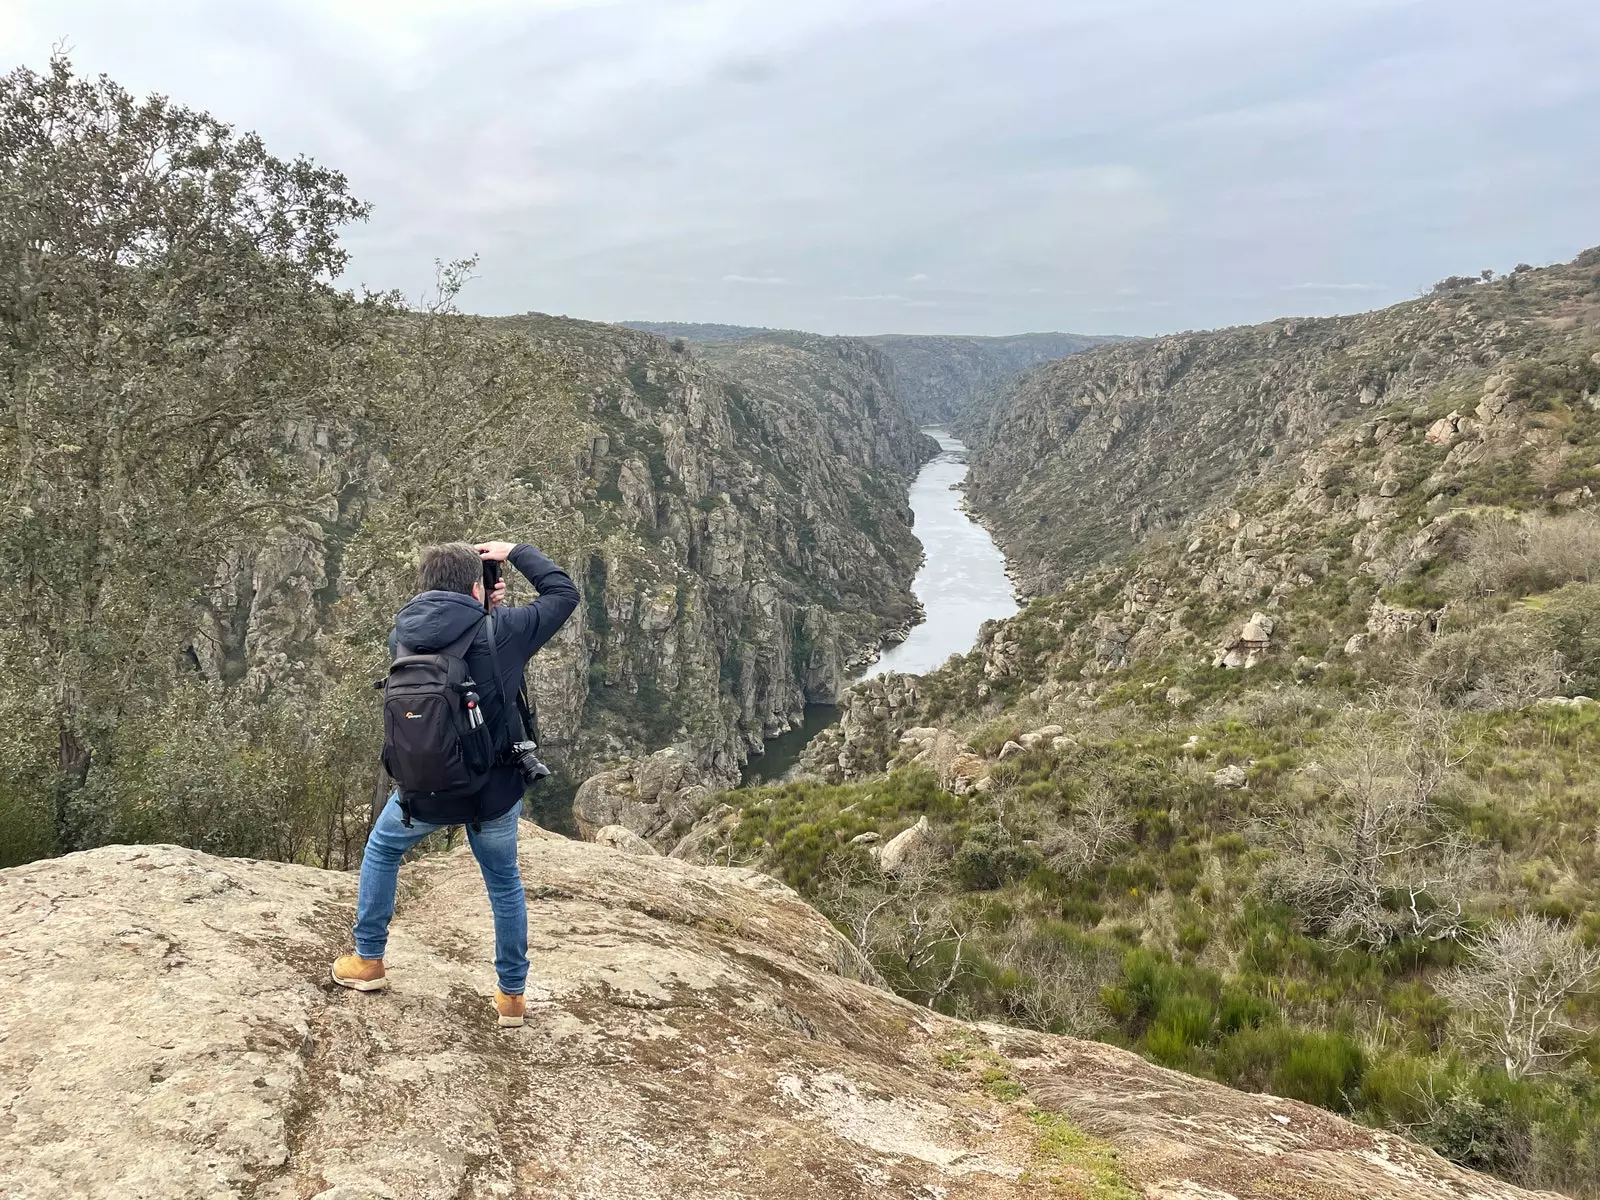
[378,619,500,815]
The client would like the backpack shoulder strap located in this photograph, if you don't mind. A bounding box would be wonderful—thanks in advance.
[483,613,518,742]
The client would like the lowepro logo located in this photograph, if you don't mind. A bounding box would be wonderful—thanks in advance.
[405,711,423,719]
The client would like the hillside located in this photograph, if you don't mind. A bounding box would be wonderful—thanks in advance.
[0,838,1557,1200]
[961,256,1600,595]
[624,323,1123,423]
[679,251,1600,1198]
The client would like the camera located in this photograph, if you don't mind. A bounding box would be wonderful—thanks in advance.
[506,740,552,786]
[482,558,500,611]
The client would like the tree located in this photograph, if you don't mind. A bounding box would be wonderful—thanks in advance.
[1260,697,1483,948]
[0,59,584,865]
[1037,785,1130,880]
[1437,915,1600,1078]
[816,847,970,1008]
[0,55,369,850]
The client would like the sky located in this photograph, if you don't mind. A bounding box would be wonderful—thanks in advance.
[3,0,1598,336]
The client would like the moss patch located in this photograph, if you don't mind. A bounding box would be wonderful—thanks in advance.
[1024,1111,1139,1200]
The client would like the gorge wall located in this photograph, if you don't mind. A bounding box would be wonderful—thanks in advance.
[236,318,938,794]
[961,255,1600,595]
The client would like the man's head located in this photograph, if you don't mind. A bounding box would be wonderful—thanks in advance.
[418,542,485,602]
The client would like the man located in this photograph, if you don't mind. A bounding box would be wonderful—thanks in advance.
[331,540,579,1027]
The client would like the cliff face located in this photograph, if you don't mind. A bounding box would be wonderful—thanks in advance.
[962,255,1600,596]
[865,332,1125,423]
[227,317,936,793]
[510,321,937,786]
[0,840,1556,1200]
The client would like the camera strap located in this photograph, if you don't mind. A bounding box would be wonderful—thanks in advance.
[483,614,541,747]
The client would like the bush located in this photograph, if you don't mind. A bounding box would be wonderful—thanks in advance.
[1452,512,1600,600]
[1274,1030,1365,1110]
[953,821,1036,890]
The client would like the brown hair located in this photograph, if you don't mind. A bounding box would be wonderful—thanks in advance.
[417,543,481,595]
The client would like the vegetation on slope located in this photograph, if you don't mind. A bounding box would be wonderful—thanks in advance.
[708,253,1600,1196]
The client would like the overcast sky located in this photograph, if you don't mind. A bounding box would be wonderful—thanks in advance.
[4,1,1598,335]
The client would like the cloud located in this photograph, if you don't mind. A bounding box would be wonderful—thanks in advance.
[2,0,1596,335]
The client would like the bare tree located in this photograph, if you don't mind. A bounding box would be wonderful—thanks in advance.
[1437,915,1600,1077]
[1037,786,1131,880]
[1260,697,1484,948]
[996,923,1110,1036]
[816,847,970,1007]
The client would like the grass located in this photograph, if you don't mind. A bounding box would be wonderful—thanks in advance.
[1025,1112,1139,1200]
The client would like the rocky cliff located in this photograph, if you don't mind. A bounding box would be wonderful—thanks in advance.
[504,320,937,787]
[962,254,1600,595]
[0,840,1557,1200]
[232,316,936,797]
[866,333,1126,423]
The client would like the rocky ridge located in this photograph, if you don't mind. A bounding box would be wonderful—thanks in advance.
[0,840,1559,1200]
[620,323,1121,423]
[962,253,1600,596]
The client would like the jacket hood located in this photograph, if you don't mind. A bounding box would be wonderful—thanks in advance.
[393,589,486,653]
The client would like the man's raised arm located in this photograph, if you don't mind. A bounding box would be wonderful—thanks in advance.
[475,541,580,656]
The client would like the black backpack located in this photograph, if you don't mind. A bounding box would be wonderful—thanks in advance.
[378,619,499,815]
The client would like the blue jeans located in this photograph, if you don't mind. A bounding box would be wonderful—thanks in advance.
[353,794,528,995]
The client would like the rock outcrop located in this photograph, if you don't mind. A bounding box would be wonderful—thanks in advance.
[571,742,713,848]
[0,842,1555,1200]
[799,672,923,784]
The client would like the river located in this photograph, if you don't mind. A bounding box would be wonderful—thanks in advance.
[739,428,1018,786]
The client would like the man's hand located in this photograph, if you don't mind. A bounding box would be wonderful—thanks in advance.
[489,579,508,611]
[475,540,517,562]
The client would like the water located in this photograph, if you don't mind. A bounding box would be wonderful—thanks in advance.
[739,703,840,787]
[736,427,1018,787]
[864,428,1020,678]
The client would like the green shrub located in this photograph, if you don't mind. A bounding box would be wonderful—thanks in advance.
[952,822,1036,890]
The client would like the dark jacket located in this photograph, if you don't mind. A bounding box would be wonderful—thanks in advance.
[388,544,579,824]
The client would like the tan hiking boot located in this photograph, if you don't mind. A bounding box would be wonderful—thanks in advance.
[331,954,388,991]
[494,988,526,1028]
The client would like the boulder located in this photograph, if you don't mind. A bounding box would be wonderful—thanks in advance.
[878,815,932,872]
[667,803,740,862]
[0,840,1553,1200]
[1214,612,1274,670]
[592,825,659,856]
[1213,764,1249,789]
[1367,599,1443,639]
[997,739,1026,760]
[945,752,988,796]
[573,743,715,848]
[1425,411,1462,445]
